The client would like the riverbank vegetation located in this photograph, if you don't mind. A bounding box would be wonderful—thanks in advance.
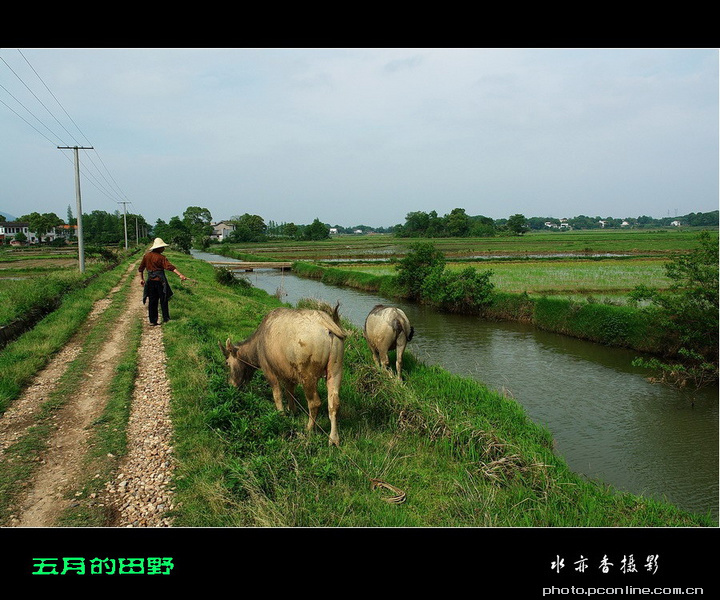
[161,253,713,526]
[629,231,719,389]
[212,229,717,380]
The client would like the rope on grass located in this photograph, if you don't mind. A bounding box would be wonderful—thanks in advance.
[370,478,407,504]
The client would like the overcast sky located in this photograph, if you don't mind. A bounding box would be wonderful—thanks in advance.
[1,47,718,229]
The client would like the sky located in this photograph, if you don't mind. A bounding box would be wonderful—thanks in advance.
[1,47,718,229]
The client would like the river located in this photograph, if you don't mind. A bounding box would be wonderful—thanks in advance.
[193,251,719,519]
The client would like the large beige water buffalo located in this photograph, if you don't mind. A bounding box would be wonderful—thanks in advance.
[363,304,414,380]
[220,305,346,446]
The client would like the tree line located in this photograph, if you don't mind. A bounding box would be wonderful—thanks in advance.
[1,208,151,246]
[151,207,337,252]
[394,208,719,238]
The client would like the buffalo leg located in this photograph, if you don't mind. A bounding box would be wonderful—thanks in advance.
[395,343,405,380]
[282,380,298,414]
[303,377,321,435]
[326,346,343,446]
[264,373,285,412]
[326,373,341,446]
[369,345,381,369]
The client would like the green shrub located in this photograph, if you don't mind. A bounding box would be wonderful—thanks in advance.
[630,231,719,387]
[214,266,252,291]
[422,266,495,313]
[395,242,445,300]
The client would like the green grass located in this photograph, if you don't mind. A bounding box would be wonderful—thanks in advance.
[214,227,716,261]
[0,257,139,523]
[160,253,713,527]
[344,258,671,301]
[0,255,139,414]
[0,244,713,527]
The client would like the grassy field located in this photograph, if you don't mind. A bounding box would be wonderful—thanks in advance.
[220,228,714,261]
[0,238,715,528]
[215,228,717,304]
[343,257,671,302]
[0,247,124,328]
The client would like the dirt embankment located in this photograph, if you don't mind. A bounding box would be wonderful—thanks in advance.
[0,263,176,527]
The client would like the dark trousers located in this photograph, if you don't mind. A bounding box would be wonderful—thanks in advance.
[146,279,170,324]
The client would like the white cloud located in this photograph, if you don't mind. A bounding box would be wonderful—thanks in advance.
[1,47,717,226]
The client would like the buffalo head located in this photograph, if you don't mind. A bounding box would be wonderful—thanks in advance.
[219,338,256,388]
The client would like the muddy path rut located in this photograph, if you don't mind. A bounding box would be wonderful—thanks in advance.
[0,262,176,527]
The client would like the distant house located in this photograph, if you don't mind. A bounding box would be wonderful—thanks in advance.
[1,221,76,244]
[54,224,77,239]
[0,221,32,242]
[671,220,682,227]
[545,219,569,229]
[329,228,339,235]
[211,221,235,241]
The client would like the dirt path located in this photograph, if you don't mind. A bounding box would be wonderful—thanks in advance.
[0,262,176,527]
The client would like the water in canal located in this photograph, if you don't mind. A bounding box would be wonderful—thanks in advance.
[194,251,719,519]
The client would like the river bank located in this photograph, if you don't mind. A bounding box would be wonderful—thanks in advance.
[181,251,714,526]
[206,244,674,355]
[199,247,718,519]
[269,258,674,357]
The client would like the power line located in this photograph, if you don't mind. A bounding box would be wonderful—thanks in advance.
[17,49,92,147]
[0,49,135,213]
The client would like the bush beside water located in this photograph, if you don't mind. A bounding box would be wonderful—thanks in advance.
[292,259,670,356]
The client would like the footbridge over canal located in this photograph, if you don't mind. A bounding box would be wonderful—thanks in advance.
[208,260,293,272]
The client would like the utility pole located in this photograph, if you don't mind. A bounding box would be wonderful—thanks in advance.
[58,146,93,272]
[118,201,130,250]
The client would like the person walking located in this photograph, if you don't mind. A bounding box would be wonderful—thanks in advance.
[139,238,188,326]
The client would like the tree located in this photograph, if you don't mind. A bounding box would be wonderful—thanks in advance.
[20,211,63,242]
[230,213,267,240]
[469,215,496,237]
[82,210,123,245]
[422,266,495,313]
[506,213,529,235]
[154,217,192,253]
[303,218,330,241]
[396,241,495,312]
[396,242,446,300]
[398,211,431,237]
[183,206,213,248]
[631,231,719,388]
[445,208,470,237]
[282,222,298,239]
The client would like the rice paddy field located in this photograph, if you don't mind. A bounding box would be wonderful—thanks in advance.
[343,257,670,303]
[221,228,716,304]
